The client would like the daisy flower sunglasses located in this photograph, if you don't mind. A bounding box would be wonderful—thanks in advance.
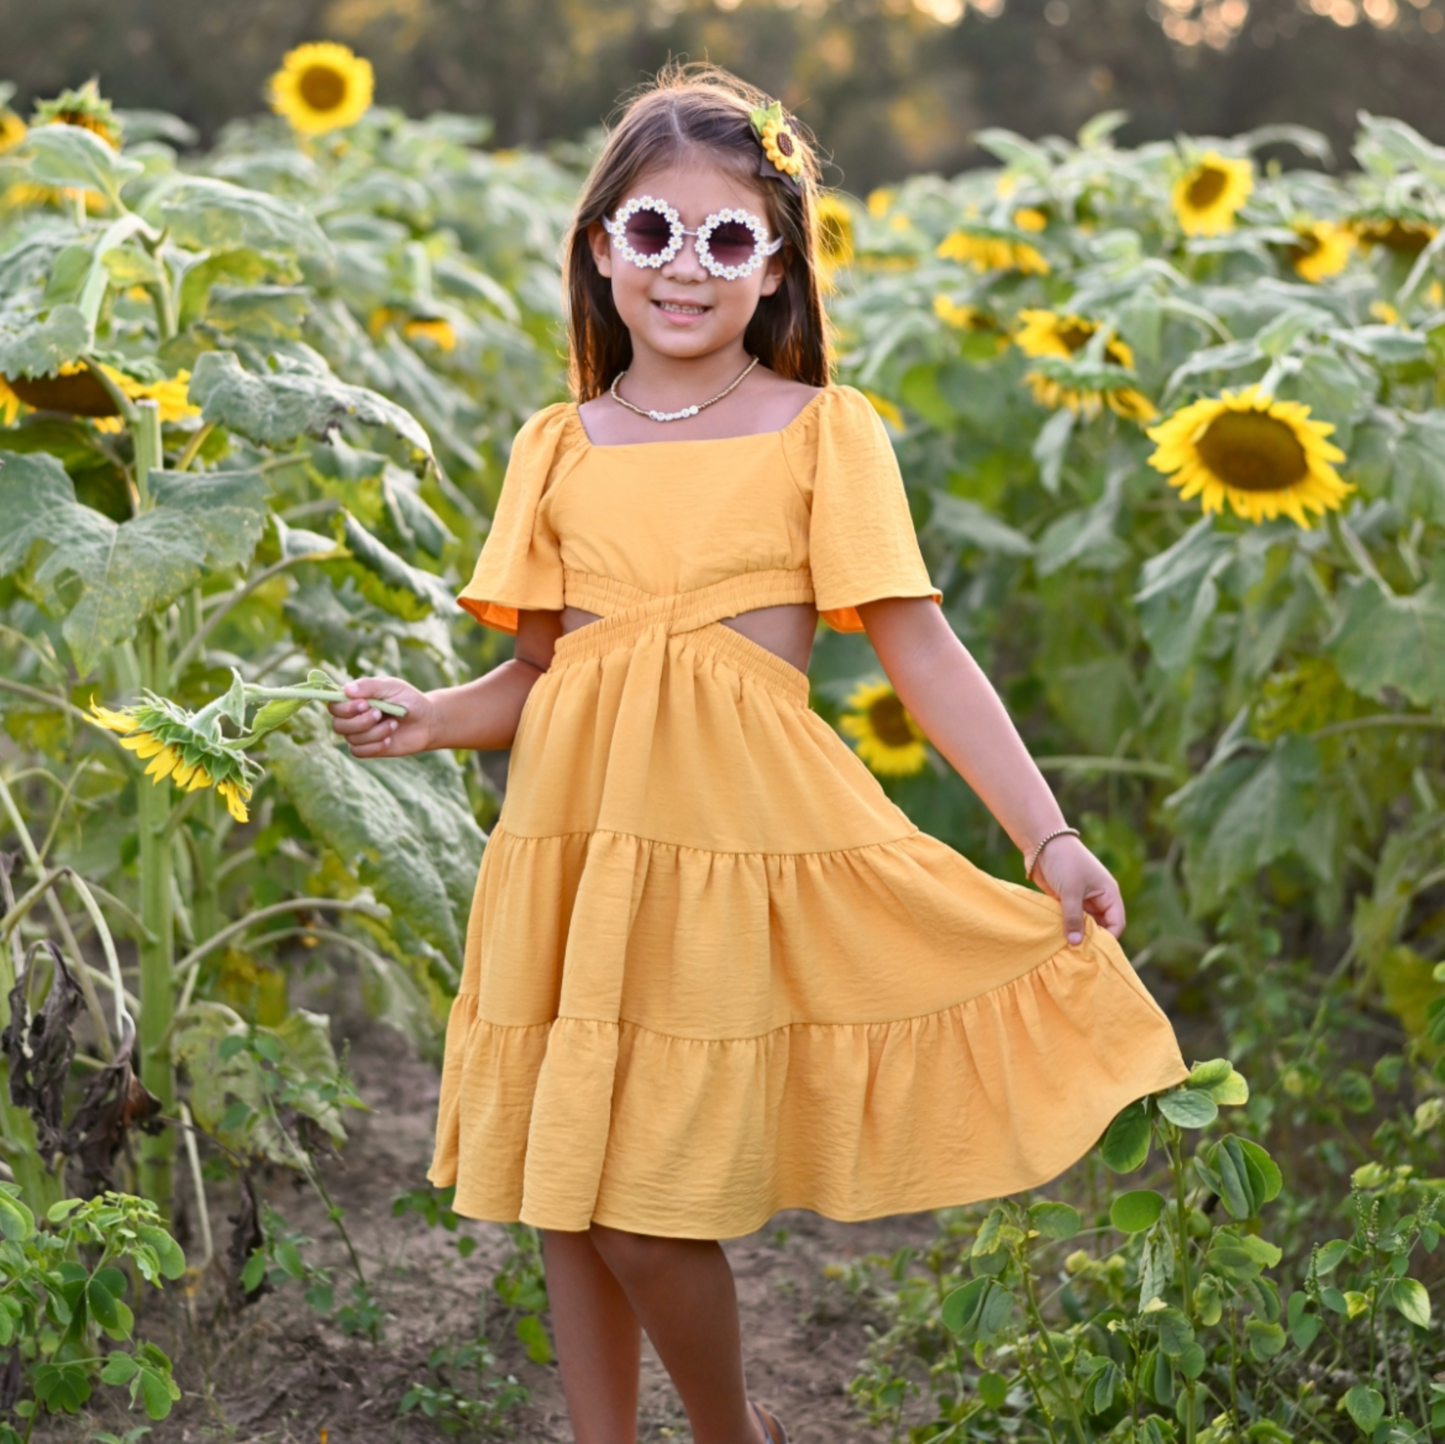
[602,195,784,281]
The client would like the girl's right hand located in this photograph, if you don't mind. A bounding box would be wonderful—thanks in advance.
[327,676,435,758]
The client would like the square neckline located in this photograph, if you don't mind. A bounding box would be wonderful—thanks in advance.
[569,386,829,449]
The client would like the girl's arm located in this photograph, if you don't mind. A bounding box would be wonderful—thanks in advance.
[328,609,564,757]
[859,596,1125,945]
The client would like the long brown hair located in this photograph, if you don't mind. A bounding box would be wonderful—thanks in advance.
[564,63,831,400]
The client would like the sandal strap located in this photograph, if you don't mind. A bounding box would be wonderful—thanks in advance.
[750,1400,789,1444]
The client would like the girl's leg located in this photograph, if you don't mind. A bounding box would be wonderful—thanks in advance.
[540,1227,644,1444]
[588,1223,765,1444]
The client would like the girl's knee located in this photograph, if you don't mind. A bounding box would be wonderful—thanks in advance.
[590,1222,703,1277]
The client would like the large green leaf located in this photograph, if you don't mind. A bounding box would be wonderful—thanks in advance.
[0,302,90,378]
[1135,520,1235,675]
[0,452,266,674]
[157,177,332,261]
[23,124,144,205]
[265,715,484,965]
[1329,568,1445,706]
[1170,734,1328,908]
[188,349,435,463]
[328,509,457,620]
[926,493,1035,557]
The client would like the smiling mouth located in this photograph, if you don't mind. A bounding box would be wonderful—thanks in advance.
[655,300,710,316]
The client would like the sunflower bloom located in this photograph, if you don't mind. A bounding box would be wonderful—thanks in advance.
[402,317,457,351]
[1287,220,1353,283]
[0,377,22,426]
[938,228,1050,276]
[1349,215,1438,257]
[91,368,201,434]
[89,696,260,817]
[216,779,253,824]
[866,187,895,218]
[840,682,928,777]
[269,42,375,136]
[1014,309,1156,423]
[32,81,123,149]
[0,110,26,155]
[1172,152,1254,237]
[1147,385,1352,528]
[815,193,856,282]
[1013,206,1048,233]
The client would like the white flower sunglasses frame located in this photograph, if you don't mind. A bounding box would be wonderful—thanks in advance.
[602,195,784,281]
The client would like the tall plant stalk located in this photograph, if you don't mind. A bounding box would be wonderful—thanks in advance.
[131,402,176,1216]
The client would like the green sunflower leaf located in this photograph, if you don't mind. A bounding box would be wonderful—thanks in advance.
[0,453,266,675]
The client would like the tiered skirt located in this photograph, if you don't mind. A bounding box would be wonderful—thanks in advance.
[428,595,1188,1238]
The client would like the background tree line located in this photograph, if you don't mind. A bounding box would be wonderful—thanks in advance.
[3,0,1444,191]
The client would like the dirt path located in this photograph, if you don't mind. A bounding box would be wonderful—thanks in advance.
[57,981,930,1443]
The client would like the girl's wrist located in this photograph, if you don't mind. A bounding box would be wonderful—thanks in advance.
[1024,824,1081,881]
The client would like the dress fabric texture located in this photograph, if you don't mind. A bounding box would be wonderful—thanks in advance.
[427,384,1188,1239]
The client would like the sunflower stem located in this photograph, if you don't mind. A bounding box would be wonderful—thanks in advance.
[132,399,163,512]
[134,396,177,1216]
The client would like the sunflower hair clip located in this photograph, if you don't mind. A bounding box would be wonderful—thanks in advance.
[749,101,805,195]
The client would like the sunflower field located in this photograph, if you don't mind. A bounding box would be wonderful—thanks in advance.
[0,44,1443,1444]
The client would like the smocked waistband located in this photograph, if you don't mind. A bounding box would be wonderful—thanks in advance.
[562,568,816,625]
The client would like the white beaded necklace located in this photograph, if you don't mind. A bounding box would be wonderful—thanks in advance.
[609,355,760,423]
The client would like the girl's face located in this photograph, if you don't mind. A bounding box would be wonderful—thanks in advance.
[588,157,787,364]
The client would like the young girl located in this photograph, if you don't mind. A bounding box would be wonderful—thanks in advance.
[330,65,1187,1444]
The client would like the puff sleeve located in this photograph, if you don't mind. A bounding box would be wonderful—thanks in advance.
[456,403,574,634]
[799,386,941,634]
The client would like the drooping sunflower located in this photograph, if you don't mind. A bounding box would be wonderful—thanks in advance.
[937,227,1050,276]
[6,363,201,430]
[1349,213,1438,257]
[369,307,459,352]
[1286,220,1353,283]
[269,42,375,136]
[32,81,123,149]
[1172,151,1254,237]
[0,109,26,155]
[1014,309,1156,423]
[1146,385,1352,527]
[92,368,201,433]
[814,193,856,282]
[404,317,457,351]
[839,681,928,777]
[90,696,261,822]
[0,377,22,426]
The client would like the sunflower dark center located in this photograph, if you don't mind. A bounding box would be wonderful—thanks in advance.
[1058,322,1095,352]
[775,129,796,157]
[1187,166,1228,209]
[1196,410,1308,493]
[1379,221,1433,254]
[868,693,917,749]
[299,64,349,111]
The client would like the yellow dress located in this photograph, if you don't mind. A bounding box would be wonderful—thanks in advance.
[427,385,1188,1239]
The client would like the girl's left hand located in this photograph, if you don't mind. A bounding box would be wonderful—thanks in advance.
[1030,835,1126,945]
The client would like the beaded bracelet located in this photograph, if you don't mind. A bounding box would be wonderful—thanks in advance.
[1025,825,1081,882]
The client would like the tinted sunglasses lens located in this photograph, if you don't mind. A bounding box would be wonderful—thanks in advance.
[624,210,673,257]
[707,221,758,267]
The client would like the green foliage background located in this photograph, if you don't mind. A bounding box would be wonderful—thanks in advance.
[0,69,1442,1444]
